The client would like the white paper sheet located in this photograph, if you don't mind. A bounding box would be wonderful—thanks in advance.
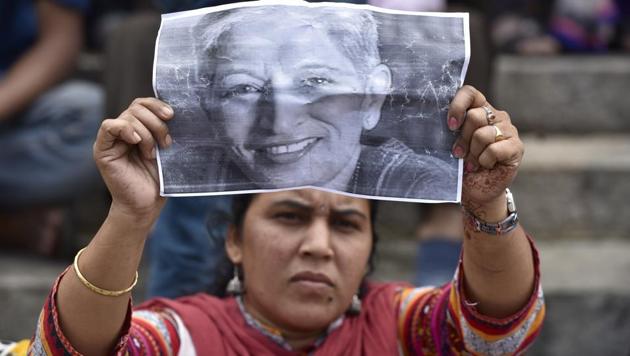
[153,0,469,203]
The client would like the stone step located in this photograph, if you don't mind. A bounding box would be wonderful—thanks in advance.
[0,253,148,341]
[375,134,630,240]
[0,254,68,341]
[513,134,630,240]
[492,55,630,134]
[375,239,630,294]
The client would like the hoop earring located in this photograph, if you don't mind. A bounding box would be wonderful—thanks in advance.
[348,294,362,315]
[226,265,244,295]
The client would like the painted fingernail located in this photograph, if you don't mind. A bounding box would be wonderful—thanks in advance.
[165,134,173,147]
[453,145,465,158]
[162,106,174,117]
[465,161,475,173]
[133,132,142,143]
[448,117,458,130]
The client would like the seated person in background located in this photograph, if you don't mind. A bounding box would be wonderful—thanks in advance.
[0,0,103,254]
[415,202,463,287]
[491,0,625,54]
[30,86,545,355]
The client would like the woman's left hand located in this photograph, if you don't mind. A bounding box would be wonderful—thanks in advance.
[447,85,524,221]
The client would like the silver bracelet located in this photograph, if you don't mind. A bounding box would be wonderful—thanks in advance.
[464,189,519,235]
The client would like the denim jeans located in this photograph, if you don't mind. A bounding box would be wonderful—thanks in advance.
[147,196,232,298]
[0,81,103,210]
[415,238,461,287]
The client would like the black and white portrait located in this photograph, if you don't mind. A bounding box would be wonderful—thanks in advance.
[154,0,469,202]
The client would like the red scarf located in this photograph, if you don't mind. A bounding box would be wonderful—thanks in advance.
[141,282,403,355]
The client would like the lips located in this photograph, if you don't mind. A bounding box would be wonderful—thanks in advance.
[245,137,321,164]
[290,271,334,287]
[263,137,318,155]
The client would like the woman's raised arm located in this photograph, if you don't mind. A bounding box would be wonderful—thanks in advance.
[55,98,173,355]
[447,85,535,319]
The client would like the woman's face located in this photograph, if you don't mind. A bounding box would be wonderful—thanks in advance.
[226,189,373,334]
[204,20,370,188]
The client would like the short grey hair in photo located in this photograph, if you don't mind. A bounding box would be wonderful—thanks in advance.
[193,4,382,86]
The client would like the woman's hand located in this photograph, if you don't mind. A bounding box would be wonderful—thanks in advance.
[447,85,524,221]
[447,87,537,321]
[93,98,174,221]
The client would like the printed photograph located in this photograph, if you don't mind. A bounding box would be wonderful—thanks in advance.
[154,0,469,202]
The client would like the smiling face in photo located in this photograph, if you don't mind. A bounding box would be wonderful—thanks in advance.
[202,18,376,188]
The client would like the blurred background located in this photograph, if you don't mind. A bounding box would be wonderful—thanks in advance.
[1,0,629,354]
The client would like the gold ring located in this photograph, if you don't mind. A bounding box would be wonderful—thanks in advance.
[483,105,496,125]
[493,125,505,142]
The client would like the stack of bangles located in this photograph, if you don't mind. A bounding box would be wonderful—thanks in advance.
[73,247,138,297]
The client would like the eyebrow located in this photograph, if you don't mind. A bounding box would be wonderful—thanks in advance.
[295,62,341,72]
[215,66,265,82]
[270,199,313,211]
[269,199,368,220]
[295,63,346,74]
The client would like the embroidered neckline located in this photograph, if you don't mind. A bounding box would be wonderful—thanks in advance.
[235,296,344,352]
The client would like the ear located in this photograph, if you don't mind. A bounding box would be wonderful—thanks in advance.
[361,64,392,131]
[225,225,243,264]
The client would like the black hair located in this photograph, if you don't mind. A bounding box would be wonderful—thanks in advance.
[210,194,379,298]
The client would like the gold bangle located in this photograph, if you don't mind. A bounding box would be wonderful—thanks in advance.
[73,247,138,297]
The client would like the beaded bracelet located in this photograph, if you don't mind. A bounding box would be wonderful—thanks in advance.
[73,247,138,297]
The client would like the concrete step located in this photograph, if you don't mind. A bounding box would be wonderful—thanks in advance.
[492,55,630,134]
[375,239,630,294]
[0,254,68,341]
[375,134,630,240]
[0,253,148,341]
[513,134,630,240]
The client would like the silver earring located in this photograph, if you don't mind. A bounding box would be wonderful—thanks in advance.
[226,266,244,295]
[348,294,362,315]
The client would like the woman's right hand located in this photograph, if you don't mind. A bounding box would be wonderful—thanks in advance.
[93,98,174,221]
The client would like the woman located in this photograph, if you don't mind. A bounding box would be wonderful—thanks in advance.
[30,86,544,355]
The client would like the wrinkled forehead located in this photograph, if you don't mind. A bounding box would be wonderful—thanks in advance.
[194,5,380,73]
[214,19,338,58]
[209,7,353,52]
[205,5,362,35]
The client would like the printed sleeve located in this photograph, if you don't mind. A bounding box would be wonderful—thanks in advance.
[397,236,545,355]
[28,268,182,356]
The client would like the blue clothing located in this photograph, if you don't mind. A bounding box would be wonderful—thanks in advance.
[0,0,90,75]
[0,81,104,209]
[415,239,461,287]
[154,0,244,13]
[153,0,366,13]
[148,196,232,298]
[0,0,102,209]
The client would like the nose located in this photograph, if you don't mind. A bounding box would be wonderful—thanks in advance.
[298,219,334,261]
[256,78,307,135]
